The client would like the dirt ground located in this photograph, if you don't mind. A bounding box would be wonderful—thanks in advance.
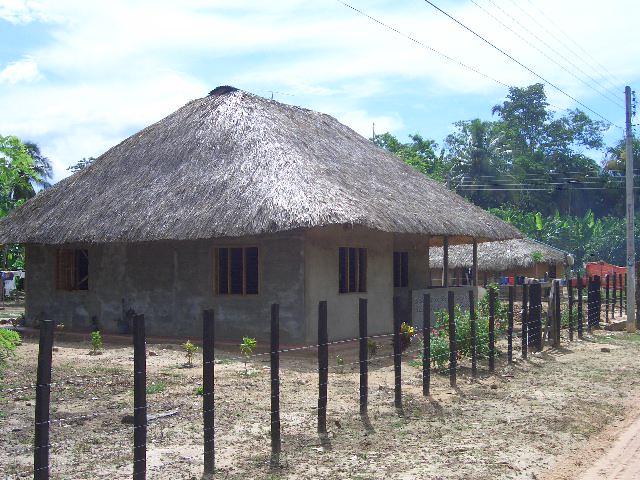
[2,318,640,480]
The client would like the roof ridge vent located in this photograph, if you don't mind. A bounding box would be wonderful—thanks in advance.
[208,85,239,97]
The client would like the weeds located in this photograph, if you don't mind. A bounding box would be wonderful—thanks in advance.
[90,331,103,355]
[240,336,257,375]
[146,381,166,395]
[182,340,198,367]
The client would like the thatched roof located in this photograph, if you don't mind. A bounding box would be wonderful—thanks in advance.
[0,86,521,245]
[430,238,571,271]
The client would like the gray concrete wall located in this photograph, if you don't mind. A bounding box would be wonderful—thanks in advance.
[303,226,394,342]
[410,286,486,326]
[25,233,306,342]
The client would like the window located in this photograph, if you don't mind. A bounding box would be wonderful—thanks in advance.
[55,249,89,291]
[339,247,366,293]
[393,251,409,288]
[216,247,259,295]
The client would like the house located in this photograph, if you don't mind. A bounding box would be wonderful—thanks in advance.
[0,86,520,342]
[429,238,573,286]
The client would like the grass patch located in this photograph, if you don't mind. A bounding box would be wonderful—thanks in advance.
[146,381,166,395]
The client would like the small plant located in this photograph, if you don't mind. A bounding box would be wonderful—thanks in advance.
[0,329,21,363]
[182,340,198,367]
[400,322,416,351]
[90,331,103,355]
[146,381,166,395]
[195,385,204,396]
[336,354,345,373]
[239,336,257,375]
[367,339,379,357]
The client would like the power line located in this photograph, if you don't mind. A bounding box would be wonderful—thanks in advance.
[476,0,623,108]
[335,0,510,88]
[421,0,622,129]
[521,0,623,96]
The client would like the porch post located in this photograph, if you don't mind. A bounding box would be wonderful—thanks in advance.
[443,236,449,288]
[426,236,431,288]
[472,238,478,287]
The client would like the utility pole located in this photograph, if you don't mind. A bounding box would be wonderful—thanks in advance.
[624,86,636,332]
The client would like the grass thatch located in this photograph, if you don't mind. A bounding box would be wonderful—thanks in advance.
[430,238,571,271]
[0,86,521,245]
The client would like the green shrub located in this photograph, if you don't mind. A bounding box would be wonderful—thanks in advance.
[415,288,507,370]
[239,336,257,375]
[90,331,103,355]
[195,385,204,396]
[182,340,198,367]
[0,329,21,360]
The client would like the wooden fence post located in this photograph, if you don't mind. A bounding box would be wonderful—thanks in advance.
[447,291,456,388]
[613,273,617,318]
[507,286,514,363]
[392,296,402,410]
[318,301,328,435]
[577,276,584,339]
[605,274,610,322]
[489,288,495,372]
[34,319,54,480]
[620,273,624,315]
[522,284,529,359]
[595,275,602,329]
[554,280,561,347]
[422,294,430,397]
[568,277,574,341]
[470,289,477,376]
[270,304,281,467]
[529,282,542,352]
[202,310,215,476]
[359,298,368,415]
[133,313,147,480]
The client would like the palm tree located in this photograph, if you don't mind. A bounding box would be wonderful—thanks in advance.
[11,141,53,200]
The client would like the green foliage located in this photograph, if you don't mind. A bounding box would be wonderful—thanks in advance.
[419,289,506,369]
[531,251,544,263]
[367,339,379,357]
[336,354,345,373]
[239,336,257,375]
[146,381,166,395]
[0,329,21,361]
[182,340,198,367]
[399,322,416,351]
[90,331,103,354]
[195,385,204,396]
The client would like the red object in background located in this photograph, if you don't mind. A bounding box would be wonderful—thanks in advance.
[509,276,515,285]
[585,262,626,289]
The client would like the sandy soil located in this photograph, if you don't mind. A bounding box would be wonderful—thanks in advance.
[2,323,640,480]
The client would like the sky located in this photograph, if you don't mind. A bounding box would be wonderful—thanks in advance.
[0,0,638,182]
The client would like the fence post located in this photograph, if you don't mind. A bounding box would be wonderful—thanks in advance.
[448,291,456,388]
[554,280,561,347]
[392,296,402,410]
[359,298,368,415]
[470,289,477,377]
[605,274,610,322]
[568,277,574,341]
[133,313,147,480]
[522,284,529,359]
[422,294,431,397]
[595,275,602,329]
[270,304,281,467]
[34,319,54,480]
[613,273,617,318]
[529,282,542,352]
[507,286,514,363]
[620,273,624,316]
[318,301,328,434]
[577,276,584,339]
[202,310,215,476]
[489,288,495,372]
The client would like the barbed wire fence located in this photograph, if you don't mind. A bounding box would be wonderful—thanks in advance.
[7,276,613,479]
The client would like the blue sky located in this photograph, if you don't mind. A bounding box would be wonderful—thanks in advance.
[0,0,638,182]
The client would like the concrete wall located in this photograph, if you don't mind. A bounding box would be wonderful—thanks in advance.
[411,286,485,326]
[303,226,395,342]
[25,233,306,342]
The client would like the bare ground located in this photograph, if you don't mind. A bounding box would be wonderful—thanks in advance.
[2,324,640,480]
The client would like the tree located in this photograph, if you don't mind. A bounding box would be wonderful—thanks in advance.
[9,141,54,201]
[372,132,449,182]
[67,157,95,173]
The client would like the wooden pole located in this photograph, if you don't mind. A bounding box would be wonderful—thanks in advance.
[577,276,584,339]
[554,280,561,347]
[393,296,402,409]
[448,291,456,387]
[133,313,147,480]
[34,319,54,480]
[489,288,496,372]
[507,285,514,363]
[443,236,449,288]
[612,272,617,318]
[605,274,610,322]
[359,298,368,415]
[470,289,477,377]
[522,284,529,359]
[422,294,431,396]
[317,301,328,434]
[426,239,432,288]
[472,239,478,287]
[568,276,574,341]
[270,304,281,466]
[620,273,623,317]
[202,310,215,476]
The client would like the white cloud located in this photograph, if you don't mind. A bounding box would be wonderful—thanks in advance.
[0,0,56,24]
[0,57,40,84]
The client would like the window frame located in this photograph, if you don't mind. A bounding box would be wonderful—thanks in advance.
[338,246,367,294]
[214,246,260,296]
[55,248,89,291]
